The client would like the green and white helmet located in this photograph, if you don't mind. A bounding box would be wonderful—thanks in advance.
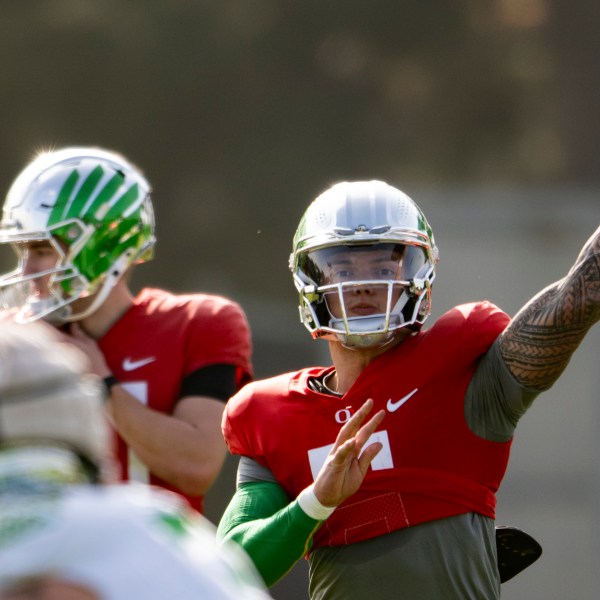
[0,322,112,486]
[290,180,439,349]
[0,147,155,323]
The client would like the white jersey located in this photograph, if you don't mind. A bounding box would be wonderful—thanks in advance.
[0,483,270,600]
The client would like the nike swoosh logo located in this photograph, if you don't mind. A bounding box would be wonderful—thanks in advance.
[386,388,418,412]
[122,356,156,371]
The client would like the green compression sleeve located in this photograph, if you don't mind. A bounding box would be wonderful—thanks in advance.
[217,481,323,587]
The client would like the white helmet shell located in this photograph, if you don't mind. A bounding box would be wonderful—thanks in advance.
[0,322,112,481]
[0,146,155,324]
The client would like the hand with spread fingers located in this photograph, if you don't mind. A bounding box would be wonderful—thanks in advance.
[313,399,385,508]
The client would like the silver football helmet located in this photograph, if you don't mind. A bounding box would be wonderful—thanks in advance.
[0,147,155,324]
[0,322,113,485]
[289,180,439,349]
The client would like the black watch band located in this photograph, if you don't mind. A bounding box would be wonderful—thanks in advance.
[102,375,120,397]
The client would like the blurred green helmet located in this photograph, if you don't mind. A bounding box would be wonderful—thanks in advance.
[0,147,155,323]
[289,180,438,349]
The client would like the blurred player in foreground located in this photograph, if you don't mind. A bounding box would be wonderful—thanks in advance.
[0,322,270,600]
[218,180,598,599]
[0,146,253,513]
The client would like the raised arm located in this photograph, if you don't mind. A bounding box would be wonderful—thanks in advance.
[499,224,600,391]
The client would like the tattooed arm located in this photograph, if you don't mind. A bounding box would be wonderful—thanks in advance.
[499,224,600,391]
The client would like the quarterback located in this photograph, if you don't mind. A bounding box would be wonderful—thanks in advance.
[218,180,599,599]
[0,146,253,513]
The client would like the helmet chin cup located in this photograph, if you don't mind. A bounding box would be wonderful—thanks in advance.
[338,332,397,350]
[16,296,73,325]
[329,314,400,333]
[329,314,401,349]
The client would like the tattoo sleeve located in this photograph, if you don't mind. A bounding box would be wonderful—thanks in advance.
[499,225,600,391]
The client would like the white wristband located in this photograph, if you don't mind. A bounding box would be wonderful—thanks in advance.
[297,485,336,521]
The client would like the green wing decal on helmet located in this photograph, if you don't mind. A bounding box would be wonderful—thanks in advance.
[51,170,81,222]
[45,163,152,299]
[69,166,105,219]
[48,166,141,226]
[0,146,155,324]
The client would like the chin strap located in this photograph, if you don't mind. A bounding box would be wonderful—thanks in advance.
[62,248,136,323]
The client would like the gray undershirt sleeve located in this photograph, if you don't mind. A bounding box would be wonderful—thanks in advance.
[237,456,278,486]
[465,339,541,442]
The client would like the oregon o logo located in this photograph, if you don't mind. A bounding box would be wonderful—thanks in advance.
[335,407,353,424]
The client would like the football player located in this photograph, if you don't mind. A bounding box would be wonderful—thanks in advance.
[0,322,270,600]
[0,147,253,514]
[218,180,599,599]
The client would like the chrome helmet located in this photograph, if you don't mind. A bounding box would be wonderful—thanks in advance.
[289,180,439,349]
[0,322,113,486]
[0,147,155,324]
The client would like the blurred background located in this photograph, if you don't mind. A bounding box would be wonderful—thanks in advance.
[0,1,599,598]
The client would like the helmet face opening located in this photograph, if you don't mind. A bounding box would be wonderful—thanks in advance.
[0,147,155,324]
[290,181,438,349]
[0,238,88,324]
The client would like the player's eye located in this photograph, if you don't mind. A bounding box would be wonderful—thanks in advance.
[334,269,352,279]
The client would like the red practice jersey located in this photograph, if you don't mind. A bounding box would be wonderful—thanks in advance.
[223,301,510,548]
[100,287,253,513]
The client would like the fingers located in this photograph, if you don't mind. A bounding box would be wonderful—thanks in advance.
[355,409,385,448]
[313,400,386,507]
[330,405,386,467]
[357,441,383,476]
[333,398,375,450]
[329,433,383,483]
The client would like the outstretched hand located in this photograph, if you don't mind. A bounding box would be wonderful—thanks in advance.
[313,399,385,508]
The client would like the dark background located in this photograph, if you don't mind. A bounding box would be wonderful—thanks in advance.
[1,2,599,598]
